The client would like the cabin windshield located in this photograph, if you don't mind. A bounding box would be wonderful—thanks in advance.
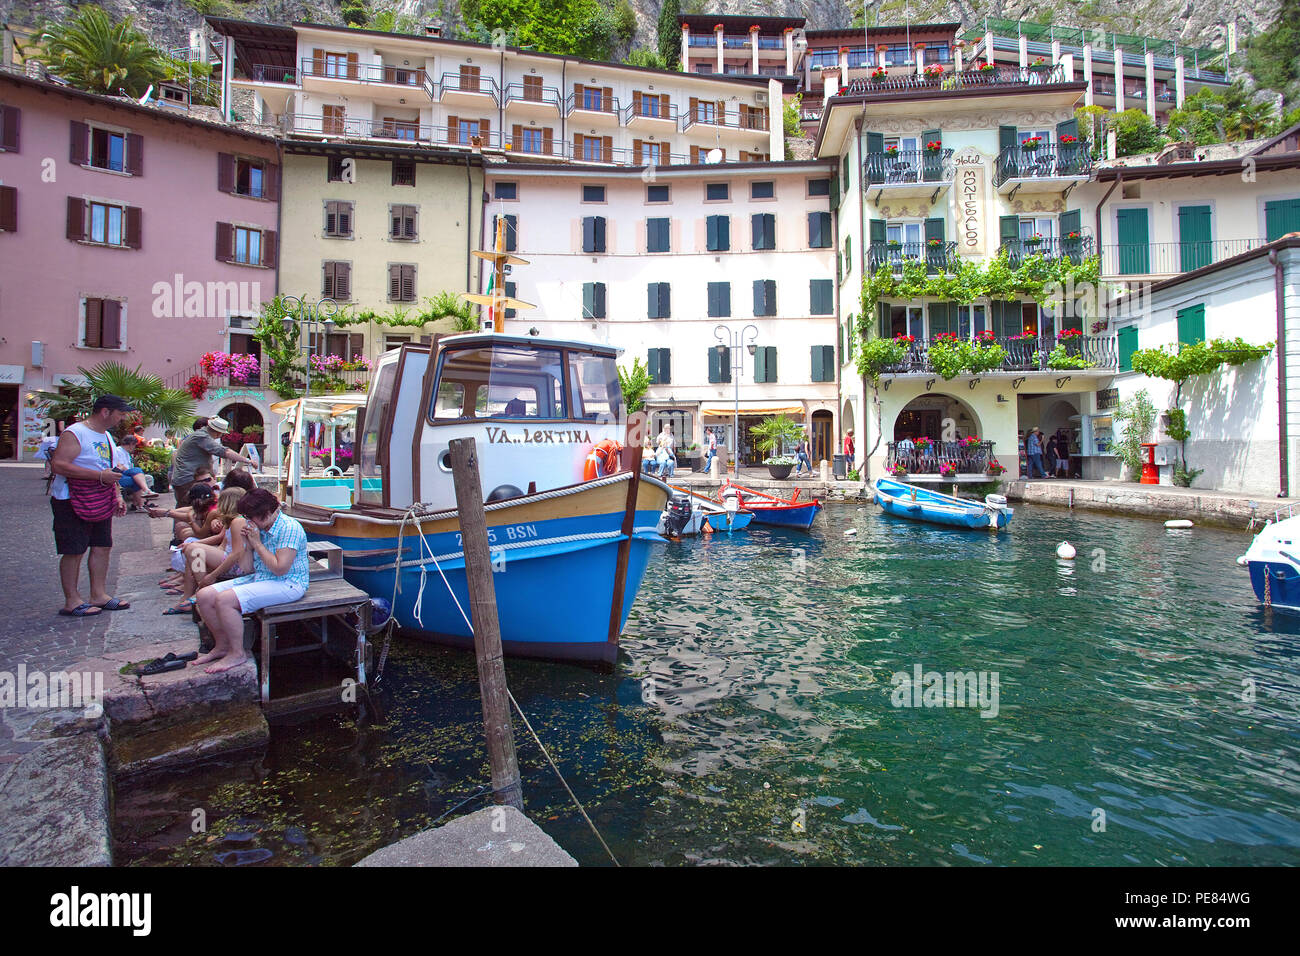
[357,360,398,504]
[431,344,567,419]
[568,351,623,422]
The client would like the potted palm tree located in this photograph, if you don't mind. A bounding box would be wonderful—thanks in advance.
[752,414,804,479]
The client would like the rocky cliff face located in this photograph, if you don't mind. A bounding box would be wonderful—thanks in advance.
[0,0,1276,64]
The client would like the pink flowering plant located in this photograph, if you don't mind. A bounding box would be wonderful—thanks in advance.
[199,351,261,383]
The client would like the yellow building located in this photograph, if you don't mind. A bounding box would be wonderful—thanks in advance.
[278,143,485,360]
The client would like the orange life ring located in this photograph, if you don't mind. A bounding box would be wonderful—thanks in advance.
[583,439,623,481]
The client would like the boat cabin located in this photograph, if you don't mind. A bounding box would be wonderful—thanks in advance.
[356,333,626,512]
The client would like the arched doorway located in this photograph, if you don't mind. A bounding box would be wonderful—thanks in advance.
[892,393,983,442]
[811,410,833,463]
[217,402,265,452]
[890,394,988,475]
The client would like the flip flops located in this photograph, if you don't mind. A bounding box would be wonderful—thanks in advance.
[136,651,199,675]
[162,605,193,615]
[57,603,103,617]
[94,598,130,611]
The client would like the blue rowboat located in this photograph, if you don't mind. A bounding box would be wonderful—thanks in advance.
[723,481,822,530]
[1238,514,1300,612]
[705,510,753,532]
[873,477,1012,530]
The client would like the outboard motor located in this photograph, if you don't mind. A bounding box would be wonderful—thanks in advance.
[721,486,741,526]
[661,492,694,538]
[984,493,1010,528]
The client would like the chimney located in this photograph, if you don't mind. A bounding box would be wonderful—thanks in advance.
[424,24,441,38]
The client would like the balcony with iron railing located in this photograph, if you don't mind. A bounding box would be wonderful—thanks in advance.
[993,142,1093,190]
[1101,238,1270,277]
[886,440,997,476]
[865,148,955,187]
[868,241,960,274]
[999,235,1096,267]
[241,63,299,84]
[621,99,680,127]
[756,36,785,50]
[300,58,431,92]
[688,35,717,48]
[284,113,502,150]
[503,82,563,112]
[167,355,371,397]
[439,71,500,105]
[680,107,769,133]
[843,63,1070,96]
[565,92,621,121]
[873,335,1118,374]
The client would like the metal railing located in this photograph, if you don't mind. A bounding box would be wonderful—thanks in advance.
[868,241,960,274]
[680,107,769,132]
[503,82,562,110]
[844,63,1069,96]
[874,335,1118,373]
[439,72,500,101]
[757,36,785,50]
[993,142,1093,186]
[300,58,431,90]
[688,35,716,47]
[245,63,298,84]
[999,235,1096,266]
[886,440,996,475]
[565,92,620,116]
[722,35,750,48]
[621,99,680,124]
[1100,238,1270,277]
[284,113,502,149]
[865,148,955,185]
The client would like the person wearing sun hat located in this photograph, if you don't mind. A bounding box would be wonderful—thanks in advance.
[169,414,254,509]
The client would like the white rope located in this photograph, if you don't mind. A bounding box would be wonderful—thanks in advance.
[343,531,623,572]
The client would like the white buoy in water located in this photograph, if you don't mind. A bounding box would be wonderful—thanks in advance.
[1056,541,1076,560]
[1165,519,1194,529]
[844,528,858,536]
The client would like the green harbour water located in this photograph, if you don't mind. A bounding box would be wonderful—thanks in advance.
[117,501,1300,866]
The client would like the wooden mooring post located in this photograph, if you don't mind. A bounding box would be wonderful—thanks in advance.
[449,437,524,810]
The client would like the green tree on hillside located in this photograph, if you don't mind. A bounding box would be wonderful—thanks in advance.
[460,0,622,60]
[657,0,681,69]
[1245,0,1300,104]
[36,5,166,96]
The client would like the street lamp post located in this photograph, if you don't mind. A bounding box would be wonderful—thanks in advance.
[714,323,758,476]
[280,295,338,473]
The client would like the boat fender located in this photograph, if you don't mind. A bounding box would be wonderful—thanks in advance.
[844,528,857,536]
[487,484,524,502]
[1056,541,1076,560]
[583,439,623,481]
[1164,519,1194,529]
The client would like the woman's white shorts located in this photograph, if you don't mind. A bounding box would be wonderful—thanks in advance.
[210,577,306,614]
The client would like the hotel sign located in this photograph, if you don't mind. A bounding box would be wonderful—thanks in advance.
[954,148,986,257]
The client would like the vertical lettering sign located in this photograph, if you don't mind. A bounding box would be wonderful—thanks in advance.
[954,148,986,257]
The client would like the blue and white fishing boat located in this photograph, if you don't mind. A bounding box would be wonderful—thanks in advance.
[873,477,1012,530]
[1238,513,1300,611]
[282,224,669,663]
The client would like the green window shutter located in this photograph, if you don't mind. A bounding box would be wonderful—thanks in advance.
[928,301,953,336]
[842,154,850,192]
[753,346,766,383]
[753,279,775,316]
[708,345,731,383]
[647,348,659,383]
[708,281,730,317]
[707,215,730,251]
[766,346,777,383]
[708,346,719,383]
[993,300,1021,338]
[999,125,1018,152]
[877,300,889,338]
[1116,208,1150,274]
[865,131,885,184]
[811,344,823,382]
[1177,205,1211,271]
[505,280,517,319]
[921,129,941,182]
[830,171,839,209]
[1176,303,1205,345]
[647,283,658,318]
[752,213,774,250]
[1118,325,1138,371]
[810,278,833,315]
[1055,118,1078,140]
[659,283,670,318]
[924,217,945,272]
[924,217,945,242]
[1264,198,1300,242]
[869,218,885,267]
[660,349,671,384]
[846,319,854,360]
[1059,208,1081,237]
[583,282,595,318]
[647,218,670,252]
[999,214,1019,248]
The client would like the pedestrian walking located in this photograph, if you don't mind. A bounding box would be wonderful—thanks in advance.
[1026,427,1046,479]
[795,430,813,476]
[703,428,718,473]
[170,416,253,509]
[843,429,855,467]
[48,394,136,617]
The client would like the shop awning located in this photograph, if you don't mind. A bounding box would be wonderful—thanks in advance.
[698,404,805,417]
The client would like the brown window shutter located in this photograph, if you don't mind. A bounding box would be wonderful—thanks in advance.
[405,206,417,238]
[263,163,280,200]
[261,230,277,268]
[325,200,337,234]
[0,106,18,152]
[389,264,400,299]
[479,117,489,142]
[660,93,670,116]
[632,90,642,113]
[573,83,582,104]
[124,206,142,248]
[125,133,143,175]
[662,139,671,158]
[401,265,415,301]
[602,136,612,163]
[512,124,522,149]
[349,333,364,357]
[691,145,701,163]
[542,128,553,154]
[739,104,748,123]
[323,261,335,297]
[574,133,582,155]
[84,299,102,348]
[689,97,698,119]
[633,139,643,163]
[602,87,613,111]
[66,196,85,241]
[717,100,726,123]
[69,121,88,165]
[313,48,325,74]
[339,202,351,235]
[337,262,350,299]
[217,153,235,192]
[215,221,232,262]
[0,185,16,232]
[346,52,359,79]
[101,300,121,348]
[447,115,459,143]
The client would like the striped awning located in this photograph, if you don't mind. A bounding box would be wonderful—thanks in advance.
[698,404,805,417]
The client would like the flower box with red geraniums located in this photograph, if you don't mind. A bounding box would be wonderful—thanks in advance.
[925,140,942,152]
[186,375,209,400]
[961,436,981,447]
[924,64,944,78]
[871,67,888,81]
[977,329,997,341]
[894,334,916,345]
[1023,233,1044,245]
[927,238,943,247]
[977,62,997,73]
[1020,136,1043,151]
[1057,328,1083,339]
[914,436,933,450]
[889,462,909,477]
[986,459,1008,476]
[1029,56,1050,69]
[1008,333,1037,341]
[933,332,959,342]
[1065,231,1081,240]
[939,462,958,478]
[1060,134,1079,144]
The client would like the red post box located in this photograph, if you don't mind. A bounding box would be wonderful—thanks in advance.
[1139,442,1159,484]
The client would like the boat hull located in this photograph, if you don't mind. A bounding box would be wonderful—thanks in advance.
[290,473,668,663]
[746,502,822,530]
[873,478,1012,530]
[1247,561,1300,611]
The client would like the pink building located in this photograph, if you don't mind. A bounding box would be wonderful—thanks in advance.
[0,72,280,459]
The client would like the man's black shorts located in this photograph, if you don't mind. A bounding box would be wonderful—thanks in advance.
[51,497,112,555]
